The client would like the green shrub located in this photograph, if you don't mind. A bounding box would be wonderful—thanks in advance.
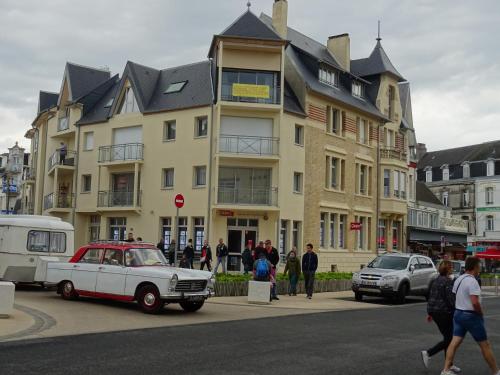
[215,272,352,283]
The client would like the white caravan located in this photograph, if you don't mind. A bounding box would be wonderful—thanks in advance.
[0,215,74,283]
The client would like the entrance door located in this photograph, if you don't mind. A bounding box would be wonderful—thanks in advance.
[227,230,242,272]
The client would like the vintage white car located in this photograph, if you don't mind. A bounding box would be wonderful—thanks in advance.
[45,241,215,314]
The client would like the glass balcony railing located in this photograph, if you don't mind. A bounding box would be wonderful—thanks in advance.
[43,193,74,210]
[217,186,277,206]
[98,143,144,163]
[48,150,76,171]
[219,135,279,156]
[98,191,142,208]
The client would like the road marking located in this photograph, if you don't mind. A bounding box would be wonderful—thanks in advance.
[0,304,56,342]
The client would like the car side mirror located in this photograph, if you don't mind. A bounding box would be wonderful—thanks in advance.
[409,265,415,273]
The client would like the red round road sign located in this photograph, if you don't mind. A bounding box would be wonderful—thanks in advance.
[174,194,185,208]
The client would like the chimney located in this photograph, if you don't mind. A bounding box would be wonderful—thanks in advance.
[327,34,350,71]
[272,0,288,39]
[416,143,427,160]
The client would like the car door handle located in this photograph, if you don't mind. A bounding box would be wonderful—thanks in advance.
[98,266,104,270]
[73,264,80,269]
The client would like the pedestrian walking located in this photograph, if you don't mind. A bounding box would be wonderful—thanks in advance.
[254,240,266,260]
[168,240,176,266]
[59,142,67,165]
[441,256,500,375]
[284,250,300,296]
[265,240,280,300]
[302,243,318,299]
[242,242,253,275]
[213,238,228,274]
[200,240,212,271]
[183,239,195,269]
[421,260,459,372]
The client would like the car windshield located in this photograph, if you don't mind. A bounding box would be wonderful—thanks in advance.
[368,256,409,270]
[125,248,168,267]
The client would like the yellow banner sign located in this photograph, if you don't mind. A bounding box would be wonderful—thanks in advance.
[232,83,270,99]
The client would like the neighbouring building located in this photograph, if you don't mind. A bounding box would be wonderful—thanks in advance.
[25,0,415,272]
[0,143,30,214]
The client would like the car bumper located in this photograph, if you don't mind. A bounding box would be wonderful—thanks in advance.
[160,290,214,301]
[352,282,396,297]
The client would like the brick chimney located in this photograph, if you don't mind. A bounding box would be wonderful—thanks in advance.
[416,143,427,160]
[272,0,288,39]
[327,34,350,71]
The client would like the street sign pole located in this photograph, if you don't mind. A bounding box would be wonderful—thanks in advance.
[174,206,179,266]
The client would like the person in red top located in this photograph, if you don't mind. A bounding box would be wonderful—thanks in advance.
[200,240,212,271]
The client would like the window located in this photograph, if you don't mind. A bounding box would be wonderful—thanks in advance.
[221,69,279,104]
[119,87,139,114]
[319,67,338,87]
[487,215,495,231]
[327,107,341,135]
[392,221,400,251]
[442,166,449,181]
[177,217,188,250]
[164,121,176,141]
[195,116,208,137]
[292,221,300,248]
[356,216,370,250]
[193,217,205,251]
[83,132,94,151]
[409,175,414,200]
[320,213,326,247]
[194,166,206,187]
[378,219,386,250]
[162,168,174,189]
[417,211,424,227]
[352,81,364,98]
[442,191,449,207]
[462,190,470,207]
[82,175,92,193]
[162,218,172,249]
[326,156,342,190]
[79,249,104,264]
[357,118,368,144]
[400,172,406,199]
[89,215,100,242]
[293,172,303,193]
[358,164,369,195]
[27,231,66,253]
[384,169,390,197]
[103,249,124,266]
[109,217,126,240]
[388,85,396,119]
[393,170,400,198]
[425,168,432,183]
[280,220,288,255]
[408,209,417,226]
[337,215,346,249]
[487,159,495,177]
[294,125,304,146]
[164,81,187,94]
[463,163,470,178]
[486,187,494,205]
[430,214,439,229]
[329,213,336,248]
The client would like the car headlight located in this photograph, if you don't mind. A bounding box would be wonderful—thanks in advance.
[208,275,216,289]
[382,275,398,282]
[169,274,178,291]
[352,272,360,280]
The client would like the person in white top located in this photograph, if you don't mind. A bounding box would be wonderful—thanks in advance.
[441,257,500,375]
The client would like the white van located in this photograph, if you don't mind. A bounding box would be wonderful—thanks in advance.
[0,215,74,283]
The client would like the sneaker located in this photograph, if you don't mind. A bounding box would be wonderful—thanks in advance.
[292,293,297,296]
[421,351,430,369]
[441,371,456,375]
[273,296,280,301]
[307,296,312,299]
[450,365,461,373]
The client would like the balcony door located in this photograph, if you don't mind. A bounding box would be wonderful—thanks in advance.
[112,126,143,161]
[219,167,271,205]
[111,173,134,206]
[220,116,274,155]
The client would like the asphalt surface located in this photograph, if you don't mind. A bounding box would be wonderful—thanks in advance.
[1,297,500,375]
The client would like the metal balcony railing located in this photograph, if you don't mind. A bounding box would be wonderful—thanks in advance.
[43,193,74,210]
[217,186,278,206]
[221,83,281,105]
[98,191,142,208]
[380,147,407,161]
[219,135,279,156]
[57,116,69,132]
[48,150,76,171]
[98,143,144,163]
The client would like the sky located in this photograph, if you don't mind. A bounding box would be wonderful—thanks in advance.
[0,0,499,154]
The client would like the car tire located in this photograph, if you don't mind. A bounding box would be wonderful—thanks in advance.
[354,292,363,301]
[179,300,205,313]
[137,285,164,314]
[61,281,78,300]
[395,283,408,305]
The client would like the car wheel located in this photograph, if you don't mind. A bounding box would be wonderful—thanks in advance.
[179,300,205,313]
[354,292,363,301]
[395,283,408,305]
[137,285,164,314]
[61,281,77,300]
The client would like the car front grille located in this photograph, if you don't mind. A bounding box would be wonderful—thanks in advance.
[175,280,207,293]
[360,274,382,281]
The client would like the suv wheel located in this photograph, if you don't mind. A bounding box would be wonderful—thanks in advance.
[137,285,164,314]
[395,283,408,304]
[354,292,363,301]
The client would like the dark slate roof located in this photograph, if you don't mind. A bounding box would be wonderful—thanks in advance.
[283,81,306,117]
[222,10,283,41]
[260,13,342,71]
[79,75,120,117]
[65,63,111,101]
[77,80,119,126]
[286,47,386,120]
[126,61,161,111]
[416,181,443,206]
[351,40,405,82]
[417,140,500,169]
[38,91,58,113]
[399,82,416,147]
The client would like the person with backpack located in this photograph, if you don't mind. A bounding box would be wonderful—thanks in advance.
[302,243,318,299]
[253,252,274,302]
[213,238,228,274]
[441,257,500,375]
[265,240,280,300]
[284,250,301,296]
[183,239,195,269]
[421,260,460,372]
[242,242,253,275]
[200,240,212,271]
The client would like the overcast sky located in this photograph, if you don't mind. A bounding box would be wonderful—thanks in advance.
[1,0,498,154]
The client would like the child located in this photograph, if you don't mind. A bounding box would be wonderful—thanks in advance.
[284,250,301,296]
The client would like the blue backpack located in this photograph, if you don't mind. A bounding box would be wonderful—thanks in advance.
[255,258,270,279]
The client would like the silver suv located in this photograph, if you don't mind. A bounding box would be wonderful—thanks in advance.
[352,253,437,304]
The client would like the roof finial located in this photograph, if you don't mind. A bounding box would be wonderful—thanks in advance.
[247,1,251,10]
[377,20,382,42]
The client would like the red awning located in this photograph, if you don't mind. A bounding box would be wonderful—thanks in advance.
[476,249,500,259]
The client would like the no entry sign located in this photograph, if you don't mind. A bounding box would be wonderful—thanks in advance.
[174,194,185,208]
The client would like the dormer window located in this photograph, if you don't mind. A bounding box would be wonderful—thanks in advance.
[104,98,114,108]
[441,165,449,181]
[319,67,338,87]
[425,166,432,182]
[118,87,139,114]
[462,162,470,179]
[352,81,364,98]
[164,81,187,94]
[487,159,495,177]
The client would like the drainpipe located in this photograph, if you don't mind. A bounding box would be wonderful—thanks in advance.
[206,58,215,243]
[376,122,382,256]
[72,119,81,227]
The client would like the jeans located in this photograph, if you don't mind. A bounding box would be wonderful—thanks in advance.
[213,256,227,274]
[303,271,315,297]
[427,312,454,357]
[453,310,488,342]
[200,260,212,271]
[288,274,298,295]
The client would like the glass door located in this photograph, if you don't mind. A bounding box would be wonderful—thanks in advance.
[227,230,242,272]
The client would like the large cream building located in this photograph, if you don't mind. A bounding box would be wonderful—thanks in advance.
[25,0,414,272]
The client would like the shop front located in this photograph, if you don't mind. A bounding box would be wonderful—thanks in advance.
[407,227,467,260]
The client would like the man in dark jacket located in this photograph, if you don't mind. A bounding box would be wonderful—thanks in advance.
[302,243,318,299]
[254,241,266,260]
[265,240,280,300]
[168,240,176,266]
[242,242,253,274]
[183,239,195,269]
[214,238,228,274]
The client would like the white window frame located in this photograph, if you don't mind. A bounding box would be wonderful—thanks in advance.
[352,81,364,98]
[81,175,92,193]
[294,124,304,146]
[83,132,94,151]
[487,215,495,231]
[293,172,303,194]
[486,187,494,205]
[162,168,174,189]
[164,121,176,141]
[442,166,449,181]
[442,191,449,207]
[462,162,470,178]
[425,168,432,183]
[195,116,208,138]
[194,166,207,187]
[487,160,495,177]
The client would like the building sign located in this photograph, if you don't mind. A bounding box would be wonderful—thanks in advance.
[350,222,362,231]
[218,210,234,217]
[477,207,500,212]
[467,246,486,253]
[232,83,270,99]
[1,185,17,193]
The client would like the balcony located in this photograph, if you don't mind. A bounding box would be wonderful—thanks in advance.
[43,193,74,211]
[98,143,144,164]
[57,116,69,132]
[380,147,407,162]
[221,83,281,105]
[48,150,76,173]
[98,191,142,210]
[219,135,279,157]
[217,186,278,206]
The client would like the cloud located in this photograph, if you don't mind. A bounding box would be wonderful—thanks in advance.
[0,0,498,153]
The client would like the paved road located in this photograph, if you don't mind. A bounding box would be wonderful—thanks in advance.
[1,297,500,375]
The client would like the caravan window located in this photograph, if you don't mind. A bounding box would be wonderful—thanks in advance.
[27,231,66,253]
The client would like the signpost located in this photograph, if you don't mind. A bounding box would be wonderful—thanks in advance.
[174,194,185,264]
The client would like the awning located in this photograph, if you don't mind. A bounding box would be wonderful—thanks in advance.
[408,227,467,245]
[476,249,500,259]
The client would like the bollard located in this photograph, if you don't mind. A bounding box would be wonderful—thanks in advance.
[496,276,499,297]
